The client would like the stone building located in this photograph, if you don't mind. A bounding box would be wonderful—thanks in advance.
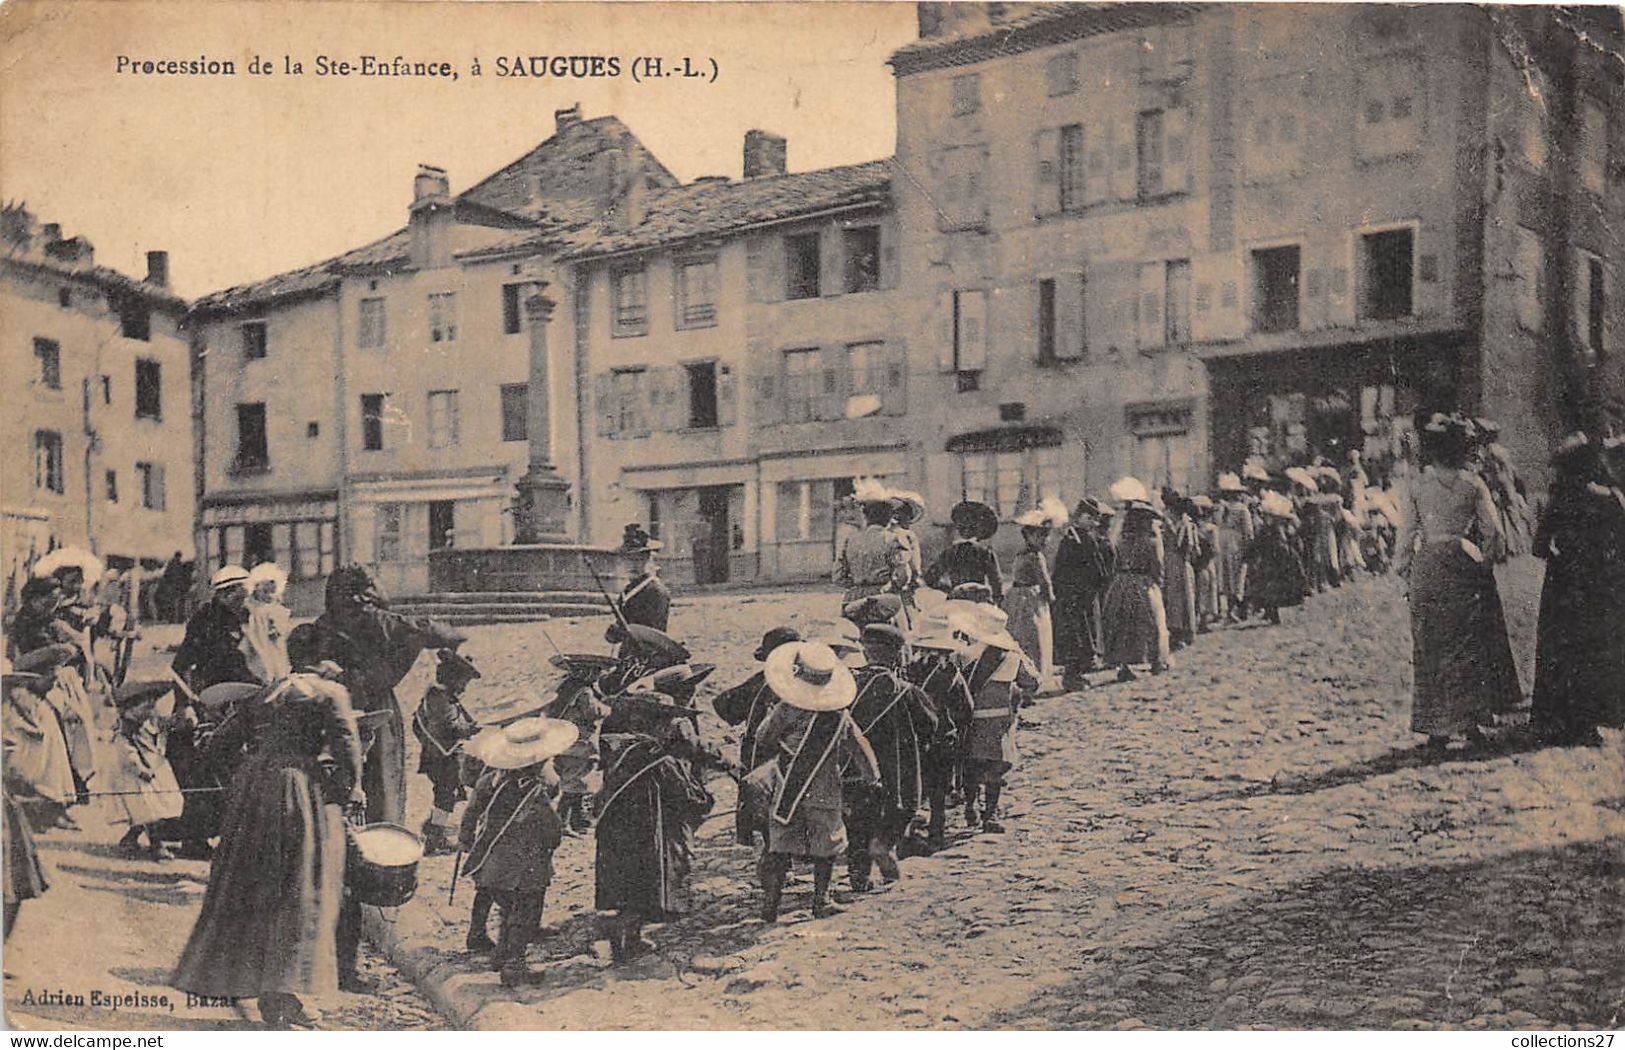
[570,133,905,585]
[2,205,192,603]
[190,109,673,609]
[889,1,1625,549]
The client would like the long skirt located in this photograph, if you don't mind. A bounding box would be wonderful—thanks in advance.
[157,728,226,844]
[358,708,407,826]
[1196,564,1222,621]
[1407,543,1522,736]
[107,735,185,827]
[1102,574,1170,667]
[1163,558,1197,641]
[1053,588,1103,671]
[171,752,345,999]
[6,707,78,806]
[1530,553,1624,741]
[1003,585,1052,680]
[4,793,50,905]
[1216,528,1249,601]
[42,672,97,796]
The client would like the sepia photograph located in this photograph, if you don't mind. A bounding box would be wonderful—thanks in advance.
[1,0,1622,1034]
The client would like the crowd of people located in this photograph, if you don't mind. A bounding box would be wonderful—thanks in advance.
[3,410,1622,1028]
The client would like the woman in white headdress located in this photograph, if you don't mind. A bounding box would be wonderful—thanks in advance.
[1005,497,1067,685]
[242,563,292,683]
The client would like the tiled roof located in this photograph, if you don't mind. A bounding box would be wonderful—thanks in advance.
[460,116,680,219]
[3,249,188,311]
[568,159,894,259]
[889,2,1201,75]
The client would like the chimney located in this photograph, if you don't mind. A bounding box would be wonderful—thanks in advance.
[145,250,169,288]
[44,235,93,266]
[409,164,453,269]
[554,103,582,135]
[743,130,788,179]
[917,1,947,37]
[918,2,991,39]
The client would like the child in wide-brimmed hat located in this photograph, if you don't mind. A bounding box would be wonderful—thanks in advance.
[459,717,576,985]
[947,603,1038,834]
[752,642,880,920]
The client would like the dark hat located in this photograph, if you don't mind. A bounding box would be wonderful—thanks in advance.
[610,624,691,668]
[860,623,906,650]
[1073,496,1113,520]
[115,679,174,710]
[949,500,999,541]
[286,623,327,671]
[435,648,482,681]
[948,582,995,605]
[842,593,903,626]
[618,524,664,555]
[754,626,802,663]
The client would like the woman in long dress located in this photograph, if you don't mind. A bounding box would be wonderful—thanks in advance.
[1214,476,1255,620]
[1160,491,1199,650]
[171,663,365,1027]
[1245,493,1310,625]
[1102,497,1170,680]
[1529,434,1625,746]
[242,562,293,683]
[1393,415,1522,750]
[1003,516,1057,684]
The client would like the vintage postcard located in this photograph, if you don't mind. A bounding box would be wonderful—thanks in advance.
[2,0,1622,1034]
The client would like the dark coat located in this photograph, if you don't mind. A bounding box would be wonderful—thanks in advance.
[711,670,782,843]
[925,541,1004,602]
[903,652,974,795]
[849,666,937,818]
[1052,526,1115,669]
[460,766,563,892]
[593,721,719,918]
[172,600,253,691]
[620,573,671,633]
[1245,522,1309,609]
[413,684,479,780]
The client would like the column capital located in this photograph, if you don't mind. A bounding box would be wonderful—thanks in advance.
[523,292,556,322]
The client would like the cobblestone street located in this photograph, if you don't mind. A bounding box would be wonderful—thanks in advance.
[5,576,1621,1030]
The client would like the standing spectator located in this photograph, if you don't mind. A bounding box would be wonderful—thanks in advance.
[1160,489,1199,650]
[925,501,1003,602]
[1190,495,1222,632]
[1530,433,1625,747]
[1005,497,1065,684]
[1392,413,1522,752]
[835,480,909,608]
[1101,479,1170,681]
[1246,492,1310,625]
[1053,497,1115,691]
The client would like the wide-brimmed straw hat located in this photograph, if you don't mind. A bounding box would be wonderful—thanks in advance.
[947,582,995,605]
[1014,495,1069,529]
[1217,472,1245,493]
[1,657,42,693]
[947,602,1022,653]
[949,500,999,541]
[1242,459,1272,483]
[210,565,250,590]
[1109,476,1150,505]
[1283,467,1319,492]
[33,546,104,584]
[466,717,579,770]
[842,593,903,626]
[764,642,858,712]
[198,681,262,712]
[1259,491,1296,519]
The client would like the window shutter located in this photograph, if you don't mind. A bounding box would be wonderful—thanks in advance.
[753,357,783,427]
[1190,254,1220,343]
[761,235,785,303]
[1573,256,1591,350]
[1216,255,1246,339]
[666,367,689,431]
[595,374,616,436]
[1035,128,1061,217]
[1055,272,1087,360]
[1112,119,1138,202]
[1137,263,1166,350]
[881,341,908,415]
[880,226,900,290]
[816,347,844,420]
[153,463,167,511]
[1085,124,1111,207]
[717,365,737,426]
[821,227,843,298]
[937,292,957,372]
[1086,261,1139,358]
[1164,106,1190,194]
[958,290,988,371]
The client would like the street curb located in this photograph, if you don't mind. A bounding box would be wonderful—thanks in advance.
[362,904,495,1030]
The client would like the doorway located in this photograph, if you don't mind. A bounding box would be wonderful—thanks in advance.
[428,500,456,551]
[693,486,731,585]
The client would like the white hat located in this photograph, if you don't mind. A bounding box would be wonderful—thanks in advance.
[892,490,926,521]
[852,476,892,504]
[764,642,858,712]
[246,562,288,600]
[1109,476,1150,505]
[1015,495,1069,529]
[466,717,579,770]
[33,546,104,584]
[947,602,1022,653]
[1259,491,1296,519]
[1217,472,1245,493]
[211,565,250,590]
[1284,467,1319,493]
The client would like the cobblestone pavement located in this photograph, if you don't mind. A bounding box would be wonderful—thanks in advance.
[2,644,446,1031]
[379,576,1625,1030]
[6,578,1621,1030]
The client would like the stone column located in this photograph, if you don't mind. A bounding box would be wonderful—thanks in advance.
[512,288,572,543]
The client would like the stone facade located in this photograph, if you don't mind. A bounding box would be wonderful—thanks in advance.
[1,206,193,603]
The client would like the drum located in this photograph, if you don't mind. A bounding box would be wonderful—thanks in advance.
[346,823,423,908]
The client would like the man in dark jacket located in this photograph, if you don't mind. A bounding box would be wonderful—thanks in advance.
[171,566,253,691]
[607,525,670,636]
[1053,497,1117,691]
